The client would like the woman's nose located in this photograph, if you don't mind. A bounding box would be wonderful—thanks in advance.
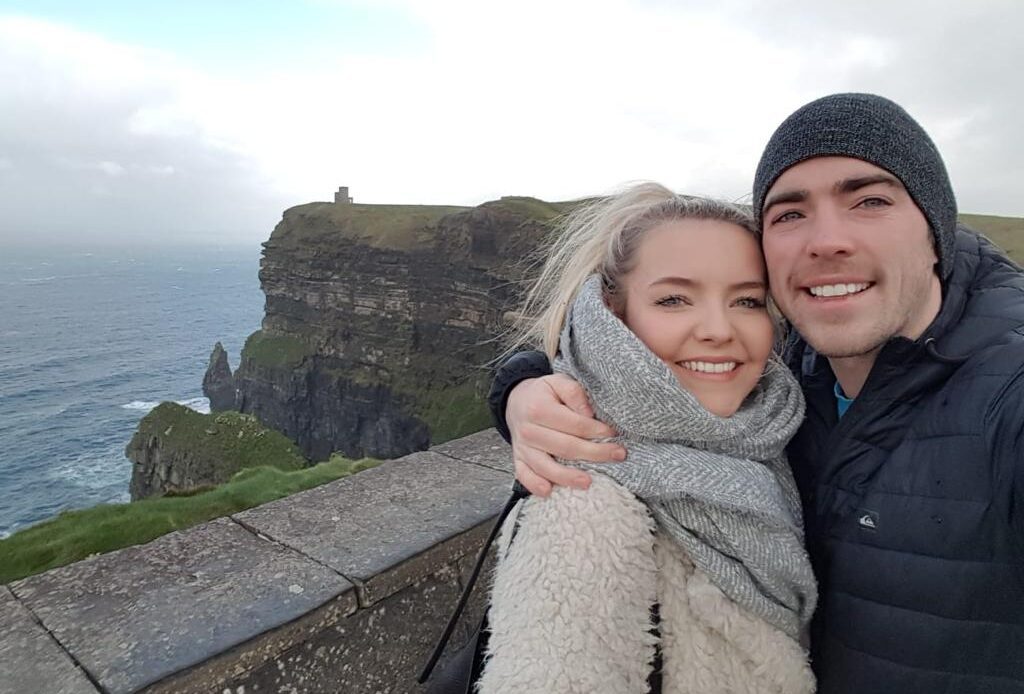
[694,306,734,343]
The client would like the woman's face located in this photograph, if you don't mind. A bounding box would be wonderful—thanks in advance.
[614,218,774,417]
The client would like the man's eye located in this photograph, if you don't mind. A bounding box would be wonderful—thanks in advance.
[859,197,891,209]
[773,210,803,224]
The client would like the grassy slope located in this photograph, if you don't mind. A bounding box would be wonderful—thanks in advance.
[133,402,308,475]
[0,455,378,584]
[273,197,583,251]
[243,330,316,370]
[960,213,1024,263]
[482,196,581,223]
[2,403,375,584]
[274,202,470,251]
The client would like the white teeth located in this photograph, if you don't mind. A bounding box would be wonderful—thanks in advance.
[681,361,737,374]
[808,282,869,298]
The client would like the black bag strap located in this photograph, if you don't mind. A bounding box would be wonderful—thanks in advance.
[648,602,663,693]
[418,481,531,684]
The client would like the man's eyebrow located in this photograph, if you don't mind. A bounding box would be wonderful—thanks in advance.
[835,174,901,194]
[762,189,807,213]
[762,174,902,213]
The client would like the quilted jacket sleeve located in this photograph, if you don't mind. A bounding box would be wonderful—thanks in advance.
[487,350,552,443]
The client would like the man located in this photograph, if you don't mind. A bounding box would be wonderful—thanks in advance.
[488,93,1024,693]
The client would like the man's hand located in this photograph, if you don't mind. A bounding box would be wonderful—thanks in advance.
[507,373,626,497]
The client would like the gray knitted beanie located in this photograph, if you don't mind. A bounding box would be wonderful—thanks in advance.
[753,93,957,280]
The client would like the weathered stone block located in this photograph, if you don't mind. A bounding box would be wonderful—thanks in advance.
[432,428,513,474]
[0,585,98,694]
[11,518,355,694]
[234,451,512,607]
[225,549,494,694]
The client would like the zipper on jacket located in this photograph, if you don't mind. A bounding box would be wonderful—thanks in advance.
[812,338,914,520]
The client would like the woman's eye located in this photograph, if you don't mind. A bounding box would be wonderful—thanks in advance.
[734,296,767,309]
[655,295,688,307]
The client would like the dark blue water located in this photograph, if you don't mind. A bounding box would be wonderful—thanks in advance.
[0,245,265,537]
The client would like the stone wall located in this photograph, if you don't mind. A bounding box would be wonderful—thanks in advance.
[0,429,514,694]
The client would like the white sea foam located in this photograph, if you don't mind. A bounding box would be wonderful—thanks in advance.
[180,397,211,414]
[121,397,211,414]
[121,400,160,411]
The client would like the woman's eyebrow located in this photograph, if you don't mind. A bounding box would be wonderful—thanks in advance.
[649,277,765,291]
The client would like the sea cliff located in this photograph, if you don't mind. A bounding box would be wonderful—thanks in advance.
[203,196,573,460]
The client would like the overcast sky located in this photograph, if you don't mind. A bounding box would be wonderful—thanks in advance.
[1,0,1021,247]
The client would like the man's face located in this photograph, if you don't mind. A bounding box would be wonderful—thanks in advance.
[761,156,942,359]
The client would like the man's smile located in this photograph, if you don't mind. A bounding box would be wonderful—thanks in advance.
[806,281,871,298]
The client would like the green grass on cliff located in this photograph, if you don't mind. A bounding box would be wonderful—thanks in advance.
[243,330,316,370]
[273,197,585,253]
[0,455,379,584]
[132,403,308,480]
[277,202,470,251]
[482,196,581,223]
[408,377,494,445]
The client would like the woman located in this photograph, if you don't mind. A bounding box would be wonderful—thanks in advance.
[477,184,817,693]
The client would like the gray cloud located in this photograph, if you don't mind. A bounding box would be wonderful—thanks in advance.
[0,33,290,248]
[720,0,1024,216]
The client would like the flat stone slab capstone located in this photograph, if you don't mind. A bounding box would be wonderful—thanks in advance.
[11,517,355,694]
[432,428,514,474]
[235,449,512,606]
[0,585,99,694]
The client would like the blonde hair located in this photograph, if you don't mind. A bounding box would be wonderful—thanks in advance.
[507,182,781,358]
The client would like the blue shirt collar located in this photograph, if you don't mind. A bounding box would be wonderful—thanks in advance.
[834,380,855,418]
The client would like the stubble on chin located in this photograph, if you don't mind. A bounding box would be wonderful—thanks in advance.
[796,322,889,360]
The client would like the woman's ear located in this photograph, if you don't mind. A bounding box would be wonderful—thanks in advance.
[603,290,625,320]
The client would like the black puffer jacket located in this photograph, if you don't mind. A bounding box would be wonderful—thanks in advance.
[789,228,1024,693]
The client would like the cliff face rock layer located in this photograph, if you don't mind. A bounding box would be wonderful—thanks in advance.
[205,197,572,460]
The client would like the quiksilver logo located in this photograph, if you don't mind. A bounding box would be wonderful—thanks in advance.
[857,509,879,531]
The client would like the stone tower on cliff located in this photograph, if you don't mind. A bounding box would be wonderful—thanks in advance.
[335,186,353,204]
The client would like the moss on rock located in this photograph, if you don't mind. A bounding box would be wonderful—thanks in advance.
[242,330,316,370]
[127,402,307,500]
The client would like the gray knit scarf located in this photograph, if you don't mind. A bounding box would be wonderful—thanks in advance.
[553,275,817,643]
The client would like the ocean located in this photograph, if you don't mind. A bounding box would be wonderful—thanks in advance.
[0,244,265,538]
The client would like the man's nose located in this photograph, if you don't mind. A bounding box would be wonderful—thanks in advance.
[806,207,855,259]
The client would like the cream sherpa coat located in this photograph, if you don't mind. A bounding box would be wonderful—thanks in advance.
[477,474,815,694]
